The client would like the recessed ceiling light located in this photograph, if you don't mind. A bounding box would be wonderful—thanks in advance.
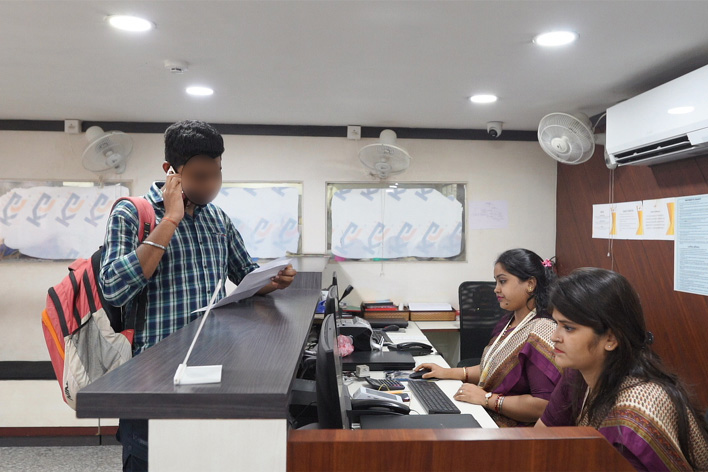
[469,94,498,104]
[186,86,214,96]
[107,15,154,32]
[667,106,694,115]
[533,31,578,47]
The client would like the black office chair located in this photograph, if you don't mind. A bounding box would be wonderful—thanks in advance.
[457,281,507,368]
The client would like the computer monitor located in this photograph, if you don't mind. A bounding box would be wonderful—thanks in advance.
[315,313,351,429]
[323,283,340,320]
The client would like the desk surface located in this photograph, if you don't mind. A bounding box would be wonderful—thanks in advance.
[414,320,459,331]
[348,322,496,429]
[77,288,320,420]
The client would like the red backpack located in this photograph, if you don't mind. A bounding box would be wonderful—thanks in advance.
[41,197,155,409]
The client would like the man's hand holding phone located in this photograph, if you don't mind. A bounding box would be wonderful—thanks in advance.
[163,166,185,222]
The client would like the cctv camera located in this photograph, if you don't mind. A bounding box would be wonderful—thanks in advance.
[487,121,503,138]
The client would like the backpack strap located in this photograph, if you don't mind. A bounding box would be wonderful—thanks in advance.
[108,197,157,335]
[111,196,156,243]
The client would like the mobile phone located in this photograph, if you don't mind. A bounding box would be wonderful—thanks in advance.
[166,166,188,203]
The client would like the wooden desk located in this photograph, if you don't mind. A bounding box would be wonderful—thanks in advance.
[76,287,321,471]
[288,426,634,471]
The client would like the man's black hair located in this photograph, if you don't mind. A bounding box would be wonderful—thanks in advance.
[164,120,224,168]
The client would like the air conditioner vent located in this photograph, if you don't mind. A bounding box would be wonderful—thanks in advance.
[614,135,692,164]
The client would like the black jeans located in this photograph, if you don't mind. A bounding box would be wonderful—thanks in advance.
[117,419,148,471]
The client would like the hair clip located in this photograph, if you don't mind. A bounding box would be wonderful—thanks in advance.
[542,259,553,268]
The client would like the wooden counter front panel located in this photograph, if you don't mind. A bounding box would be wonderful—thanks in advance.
[287,427,634,471]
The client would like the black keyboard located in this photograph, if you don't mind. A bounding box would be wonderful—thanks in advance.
[366,377,405,391]
[407,380,461,414]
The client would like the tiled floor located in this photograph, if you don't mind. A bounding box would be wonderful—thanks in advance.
[1,445,122,472]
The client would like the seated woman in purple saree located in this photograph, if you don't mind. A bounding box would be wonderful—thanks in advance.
[538,268,708,471]
[416,249,563,427]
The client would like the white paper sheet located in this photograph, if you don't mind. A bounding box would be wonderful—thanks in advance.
[211,257,292,309]
[592,204,612,239]
[408,302,453,312]
[468,200,508,230]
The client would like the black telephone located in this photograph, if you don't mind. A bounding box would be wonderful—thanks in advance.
[389,342,433,356]
[348,398,410,423]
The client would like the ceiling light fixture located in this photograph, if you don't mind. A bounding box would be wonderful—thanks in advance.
[667,106,694,115]
[469,94,498,104]
[186,86,214,97]
[107,15,155,32]
[533,31,578,47]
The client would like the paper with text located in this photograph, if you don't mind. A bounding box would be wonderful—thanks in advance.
[212,257,292,309]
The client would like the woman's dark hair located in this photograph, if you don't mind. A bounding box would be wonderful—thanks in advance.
[495,248,556,317]
[550,268,708,468]
[164,120,224,168]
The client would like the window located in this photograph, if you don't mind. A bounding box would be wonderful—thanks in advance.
[0,180,130,260]
[216,182,303,259]
[326,182,466,261]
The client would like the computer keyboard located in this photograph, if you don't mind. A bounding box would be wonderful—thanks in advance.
[407,380,461,414]
[366,377,405,391]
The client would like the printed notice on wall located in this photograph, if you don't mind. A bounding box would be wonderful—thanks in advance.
[592,204,612,238]
[615,201,643,240]
[674,194,708,296]
[469,200,508,230]
[642,198,676,240]
[592,198,676,241]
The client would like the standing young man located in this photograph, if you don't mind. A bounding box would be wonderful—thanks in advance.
[99,120,296,471]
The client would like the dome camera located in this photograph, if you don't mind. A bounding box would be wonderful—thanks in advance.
[487,121,503,138]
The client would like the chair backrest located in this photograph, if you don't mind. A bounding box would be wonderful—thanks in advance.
[458,281,507,364]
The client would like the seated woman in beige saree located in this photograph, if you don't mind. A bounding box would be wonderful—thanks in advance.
[415,248,563,427]
[538,268,708,471]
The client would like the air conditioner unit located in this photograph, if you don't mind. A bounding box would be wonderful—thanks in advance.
[605,64,708,168]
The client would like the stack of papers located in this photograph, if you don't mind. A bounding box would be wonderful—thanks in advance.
[407,302,453,312]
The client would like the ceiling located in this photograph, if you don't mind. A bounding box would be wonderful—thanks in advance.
[3,1,708,132]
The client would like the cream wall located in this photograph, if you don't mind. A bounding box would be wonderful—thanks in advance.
[0,129,556,427]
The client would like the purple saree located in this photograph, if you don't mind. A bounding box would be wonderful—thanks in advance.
[478,312,562,427]
[542,370,708,471]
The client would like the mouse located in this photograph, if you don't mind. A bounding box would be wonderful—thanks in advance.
[409,368,433,380]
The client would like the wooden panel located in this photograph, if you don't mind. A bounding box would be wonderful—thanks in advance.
[0,426,117,437]
[287,427,634,471]
[556,147,708,409]
[76,288,320,419]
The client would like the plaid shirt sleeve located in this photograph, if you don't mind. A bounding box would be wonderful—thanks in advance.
[224,209,259,284]
[98,200,148,306]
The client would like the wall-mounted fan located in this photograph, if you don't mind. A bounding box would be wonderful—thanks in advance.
[358,129,411,179]
[538,112,604,165]
[82,126,133,174]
